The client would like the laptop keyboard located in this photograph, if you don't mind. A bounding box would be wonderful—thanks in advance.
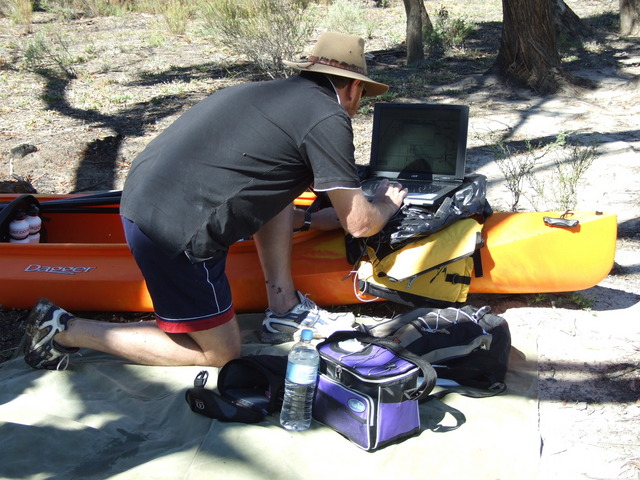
[361,178,444,197]
[403,182,444,194]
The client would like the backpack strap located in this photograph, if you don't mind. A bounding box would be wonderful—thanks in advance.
[472,247,484,278]
[444,272,472,285]
[432,382,507,400]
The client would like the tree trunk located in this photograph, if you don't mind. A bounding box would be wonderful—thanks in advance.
[552,0,592,39]
[493,0,565,94]
[620,0,640,36]
[421,2,433,33]
[403,0,423,64]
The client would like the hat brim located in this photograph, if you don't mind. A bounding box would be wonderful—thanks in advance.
[283,60,388,97]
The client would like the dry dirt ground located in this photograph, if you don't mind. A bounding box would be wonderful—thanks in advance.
[1,1,639,478]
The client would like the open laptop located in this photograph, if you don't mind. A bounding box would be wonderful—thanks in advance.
[361,103,470,206]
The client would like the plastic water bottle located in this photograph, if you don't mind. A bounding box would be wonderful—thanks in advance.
[9,211,30,244]
[280,329,319,431]
[26,204,42,244]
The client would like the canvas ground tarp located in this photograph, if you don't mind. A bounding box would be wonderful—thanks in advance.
[0,312,539,480]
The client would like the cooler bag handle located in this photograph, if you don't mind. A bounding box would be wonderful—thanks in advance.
[320,331,437,402]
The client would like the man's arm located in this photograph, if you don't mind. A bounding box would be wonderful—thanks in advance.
[326,179,407,238]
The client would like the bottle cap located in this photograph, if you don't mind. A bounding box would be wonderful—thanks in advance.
[27,204,40,215]
[14,210,26,220]
[300,329,313,341]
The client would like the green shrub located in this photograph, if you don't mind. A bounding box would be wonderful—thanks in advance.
[491,138,538,212]
[489,132,598,212]
[23,31,79,79]
[2,0,33,32]
[37,0,134,18]
[526,134,598,211]
[199,0,315,78]
[425,5,475,57]
[161,0,193,35]
[323,0,377,39]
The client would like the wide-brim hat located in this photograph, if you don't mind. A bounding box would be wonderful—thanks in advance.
[283,32,389,97]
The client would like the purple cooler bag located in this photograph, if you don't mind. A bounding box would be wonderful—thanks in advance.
[312,331,437,451]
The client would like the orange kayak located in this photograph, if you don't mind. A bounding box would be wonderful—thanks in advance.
[472,211,617,294]
[0,192,617,312]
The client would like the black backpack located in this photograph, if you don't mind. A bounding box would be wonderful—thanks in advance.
[362,305,511,392]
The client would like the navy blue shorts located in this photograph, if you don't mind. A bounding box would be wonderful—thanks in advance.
[122,217,235,333]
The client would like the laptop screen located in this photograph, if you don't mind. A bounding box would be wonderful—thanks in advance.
[369,103,469,181]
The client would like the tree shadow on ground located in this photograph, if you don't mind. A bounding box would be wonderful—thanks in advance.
[35,62,268,192]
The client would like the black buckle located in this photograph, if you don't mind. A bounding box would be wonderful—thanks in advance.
[194,370,209,388]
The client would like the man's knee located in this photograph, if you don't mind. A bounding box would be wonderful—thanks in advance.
[192,317,242,367]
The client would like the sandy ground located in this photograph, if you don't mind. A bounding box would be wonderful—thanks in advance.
[463,70,640,478]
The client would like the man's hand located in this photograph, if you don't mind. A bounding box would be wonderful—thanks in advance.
[373,178,408,213]
[327,182,408,238]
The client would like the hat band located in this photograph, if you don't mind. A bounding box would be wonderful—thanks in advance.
[307,55,366,75]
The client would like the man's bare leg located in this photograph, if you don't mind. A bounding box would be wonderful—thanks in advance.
[253,204,299,314]
[54,315,241,367]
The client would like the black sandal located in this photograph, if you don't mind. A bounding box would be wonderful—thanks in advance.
[185,356,288,424]
[185,371,265,424]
